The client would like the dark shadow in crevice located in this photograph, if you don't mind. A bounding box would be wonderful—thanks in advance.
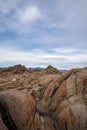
[0,101,18,130]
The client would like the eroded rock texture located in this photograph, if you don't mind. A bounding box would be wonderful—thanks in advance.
[0,65,87,130]
[0,90,35,130]
[37,67,87,130]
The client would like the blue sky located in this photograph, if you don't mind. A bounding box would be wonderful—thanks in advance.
[0,0,87,69]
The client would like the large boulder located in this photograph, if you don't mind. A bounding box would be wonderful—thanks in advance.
[0,90,35,130]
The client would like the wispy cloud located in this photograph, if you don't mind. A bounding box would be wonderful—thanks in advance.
[52,47,77,54]
[17,6,41,24]
[0,1,42,33]
[10,6,42,33]
[0,0,87,69]
[0,46,87,69]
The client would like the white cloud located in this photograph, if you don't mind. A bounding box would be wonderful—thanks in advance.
[0,0,20,15]
[0,1,42,33]
[52,47,77,54]
[0,0,87,69]
[0,47,87,69]
[15,6,41,25]
[59,0,87,34]
[9,5,42,33]
[69,54,87,63]
[8,5,42,33]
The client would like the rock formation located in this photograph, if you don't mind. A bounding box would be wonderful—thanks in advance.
[0,64,27,75]
[44,65,61,74]
[37,67,87,130]
[0,65,87,130]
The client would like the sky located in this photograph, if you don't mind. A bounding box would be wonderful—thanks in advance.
[0,0,87,69]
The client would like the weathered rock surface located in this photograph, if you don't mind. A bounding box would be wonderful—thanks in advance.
[0,90,35,130]
[37,67,87,130]
[44,65,61,74]
[0,64,27,75]
[0,65,87,130]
